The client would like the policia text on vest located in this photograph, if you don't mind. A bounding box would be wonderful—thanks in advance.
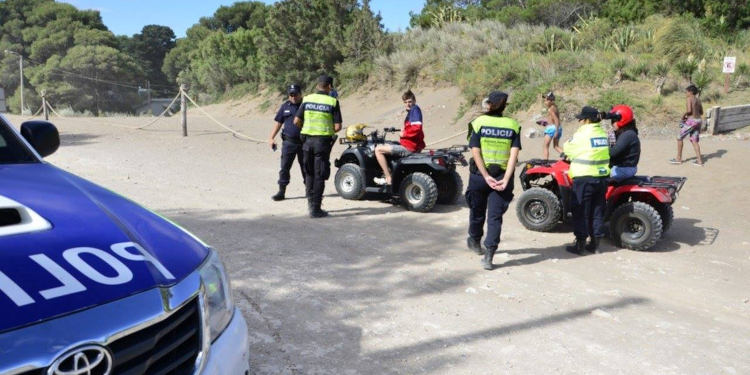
[294,88,342,218]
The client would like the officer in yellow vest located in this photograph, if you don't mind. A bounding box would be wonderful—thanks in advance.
[294,75,342,218]
[563,106,610,254]
[466,91,522,270]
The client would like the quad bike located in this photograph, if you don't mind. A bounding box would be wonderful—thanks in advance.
[516,158,686,250]
[333,126,467,212]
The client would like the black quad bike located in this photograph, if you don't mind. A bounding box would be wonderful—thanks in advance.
[333,127,467,212]
[516,158,687,250]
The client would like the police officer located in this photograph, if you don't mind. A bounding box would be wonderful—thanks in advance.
[269,84,304,201]
[564,106,611,254]
[465,91,521,270]
[294,75,342,218]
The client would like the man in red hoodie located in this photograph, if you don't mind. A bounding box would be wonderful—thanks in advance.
[374,90,425,185]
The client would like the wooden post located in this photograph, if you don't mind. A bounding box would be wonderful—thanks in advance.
[41,90,48,121]
[180,84,187,137]
[724,73,730,94]
[146,80,151,114]
[710,106,721,135]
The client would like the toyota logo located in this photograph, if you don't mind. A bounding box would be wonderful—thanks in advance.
[47,345,113,375]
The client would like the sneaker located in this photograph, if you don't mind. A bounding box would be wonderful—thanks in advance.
[668,158,682,165]
[373,177,387,185]
[691,161,704,167]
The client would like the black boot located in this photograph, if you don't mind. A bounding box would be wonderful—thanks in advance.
[481,247,496,270]
[272,185,286,201]
[566,238,587,255]
[466,237,483,255]
[309,201,328,218]
[585,237,600,253]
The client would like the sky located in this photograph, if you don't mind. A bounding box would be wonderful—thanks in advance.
[60,0,425,38]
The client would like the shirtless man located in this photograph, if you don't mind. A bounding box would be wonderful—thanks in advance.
[670,84,704,166]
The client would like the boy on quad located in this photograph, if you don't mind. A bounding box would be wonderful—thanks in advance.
[374,90,425,185]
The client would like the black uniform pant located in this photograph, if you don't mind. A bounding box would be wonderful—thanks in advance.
[302,135,333,205]
[465,172,514,251]
[278,137,305,186]
[571,176,608,240]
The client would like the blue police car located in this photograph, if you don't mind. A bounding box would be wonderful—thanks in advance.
[0,115,250,374]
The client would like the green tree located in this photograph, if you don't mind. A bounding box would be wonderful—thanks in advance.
[30,45,144,114]
[259,0,357,91]
[199,1,269,32]
[336,0,390,86]
[122,25,176,94]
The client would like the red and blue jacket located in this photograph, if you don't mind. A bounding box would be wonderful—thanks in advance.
[401,105,425,152]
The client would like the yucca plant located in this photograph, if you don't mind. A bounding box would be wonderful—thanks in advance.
[674,57,698,83]
[692,71,713,94]
[653,61,670,95]
[734,63,749,88]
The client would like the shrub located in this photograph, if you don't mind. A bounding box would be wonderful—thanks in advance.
[590,89,641,112]
[654,15,710,62]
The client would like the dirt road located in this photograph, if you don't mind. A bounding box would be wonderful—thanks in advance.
[11,94,750,374]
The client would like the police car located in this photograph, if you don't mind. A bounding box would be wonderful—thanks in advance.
[0,115,250,374]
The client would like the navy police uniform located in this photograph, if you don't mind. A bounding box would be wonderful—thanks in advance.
[275,100,304,187]
[564,106,611,254]
[466,103,521,269]
[295,84,342,217]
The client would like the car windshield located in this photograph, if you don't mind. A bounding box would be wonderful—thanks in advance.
[0,117,37,164]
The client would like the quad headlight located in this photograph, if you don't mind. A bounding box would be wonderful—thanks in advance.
[198,249,234,342]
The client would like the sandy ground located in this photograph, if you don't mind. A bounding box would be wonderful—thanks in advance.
[8,88,750,374]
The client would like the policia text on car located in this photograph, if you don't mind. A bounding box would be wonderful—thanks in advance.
[293,75,342,218]
[465,91,522,270]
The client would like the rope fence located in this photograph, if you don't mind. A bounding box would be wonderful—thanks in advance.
[13,86,472,150]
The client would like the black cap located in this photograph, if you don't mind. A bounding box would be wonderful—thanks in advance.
[575,106,600,121]
[542,91,555,100]
[287,84,301,95]
[487,91,508,105]
[317,74,333,85]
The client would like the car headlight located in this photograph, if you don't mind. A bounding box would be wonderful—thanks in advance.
[199,249,234,342]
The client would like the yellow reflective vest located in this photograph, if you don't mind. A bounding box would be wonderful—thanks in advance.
[563,122,610,178]
[470,115,521,170]
[300,93,337,136]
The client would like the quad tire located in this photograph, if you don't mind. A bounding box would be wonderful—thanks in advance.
[656,204,674,237]
[609,201,663,251]
[400,172,438,212]
[515,187,562,232]
[334,163,366,200]
[437,170,463,205]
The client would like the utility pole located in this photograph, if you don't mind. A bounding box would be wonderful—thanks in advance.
[4,50,23,114]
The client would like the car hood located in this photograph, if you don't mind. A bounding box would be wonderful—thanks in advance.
[0,163,209,333]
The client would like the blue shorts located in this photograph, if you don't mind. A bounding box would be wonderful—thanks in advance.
[544,125,562,139]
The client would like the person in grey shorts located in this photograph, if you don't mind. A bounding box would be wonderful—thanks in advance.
[374,90,425,185]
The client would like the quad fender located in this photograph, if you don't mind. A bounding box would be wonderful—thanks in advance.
[519,161,573,190]
[606,185,673,205]
[335,147,366,168]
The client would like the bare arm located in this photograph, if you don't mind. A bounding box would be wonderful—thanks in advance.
[498,147,520,191]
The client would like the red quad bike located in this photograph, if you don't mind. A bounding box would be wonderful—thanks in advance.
[516,159,686,250]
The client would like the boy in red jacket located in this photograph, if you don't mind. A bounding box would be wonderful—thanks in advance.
[374,90,425,185]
